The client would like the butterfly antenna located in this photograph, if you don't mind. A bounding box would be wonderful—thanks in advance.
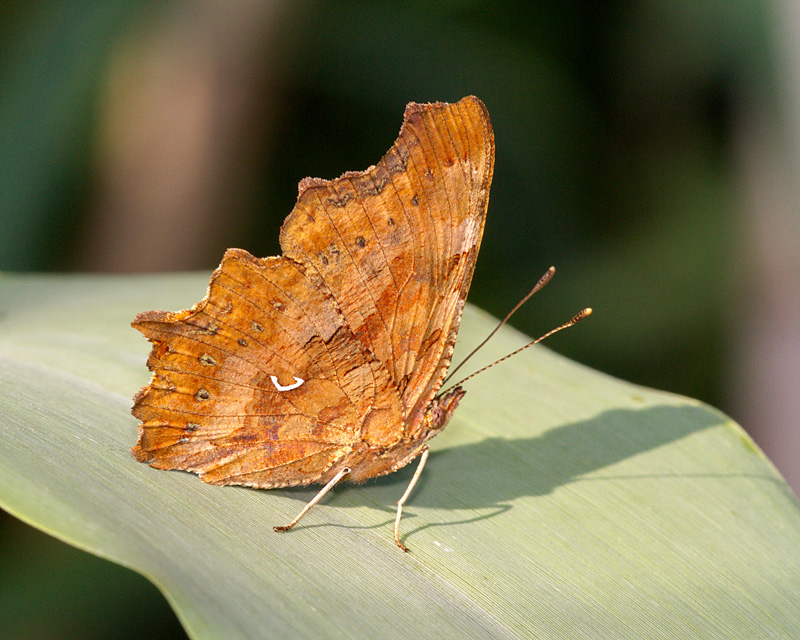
[442,307,592,392]
[442,266,556,387]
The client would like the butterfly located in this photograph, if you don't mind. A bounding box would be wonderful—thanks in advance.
[131,96,494,551]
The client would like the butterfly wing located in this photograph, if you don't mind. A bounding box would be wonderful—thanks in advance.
[279,96,494,432]
[132,97,494,488]
[132,248,403,487]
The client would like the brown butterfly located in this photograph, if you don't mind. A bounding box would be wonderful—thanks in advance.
[132,97,504,550]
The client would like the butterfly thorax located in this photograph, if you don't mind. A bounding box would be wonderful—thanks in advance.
[333,386,465,483]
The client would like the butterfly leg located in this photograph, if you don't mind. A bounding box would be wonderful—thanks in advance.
[394,445,430,552]
[273,466,351,533]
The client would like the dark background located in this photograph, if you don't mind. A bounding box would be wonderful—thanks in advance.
[2,2,798,638]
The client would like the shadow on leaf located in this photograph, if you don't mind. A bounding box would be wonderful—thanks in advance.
[279,403,727,514]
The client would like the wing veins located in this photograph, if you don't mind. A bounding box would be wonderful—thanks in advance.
[235,256,362,408]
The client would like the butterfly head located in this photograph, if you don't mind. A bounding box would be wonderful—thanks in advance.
[421,385,466,439]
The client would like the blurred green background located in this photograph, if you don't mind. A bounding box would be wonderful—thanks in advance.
[2,1,798,638]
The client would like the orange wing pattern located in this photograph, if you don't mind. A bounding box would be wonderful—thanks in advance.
[132,96,494,488]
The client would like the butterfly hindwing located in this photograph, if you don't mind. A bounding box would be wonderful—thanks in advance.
[132,249,403,487]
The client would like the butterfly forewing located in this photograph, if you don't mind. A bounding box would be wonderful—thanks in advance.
[279,97,494,422]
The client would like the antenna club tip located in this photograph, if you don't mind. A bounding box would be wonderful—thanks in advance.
[571,308,592,324]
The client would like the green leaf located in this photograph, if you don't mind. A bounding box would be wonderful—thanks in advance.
[1,272,798,639]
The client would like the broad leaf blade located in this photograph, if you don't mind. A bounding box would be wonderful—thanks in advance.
[1,273,798,639]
